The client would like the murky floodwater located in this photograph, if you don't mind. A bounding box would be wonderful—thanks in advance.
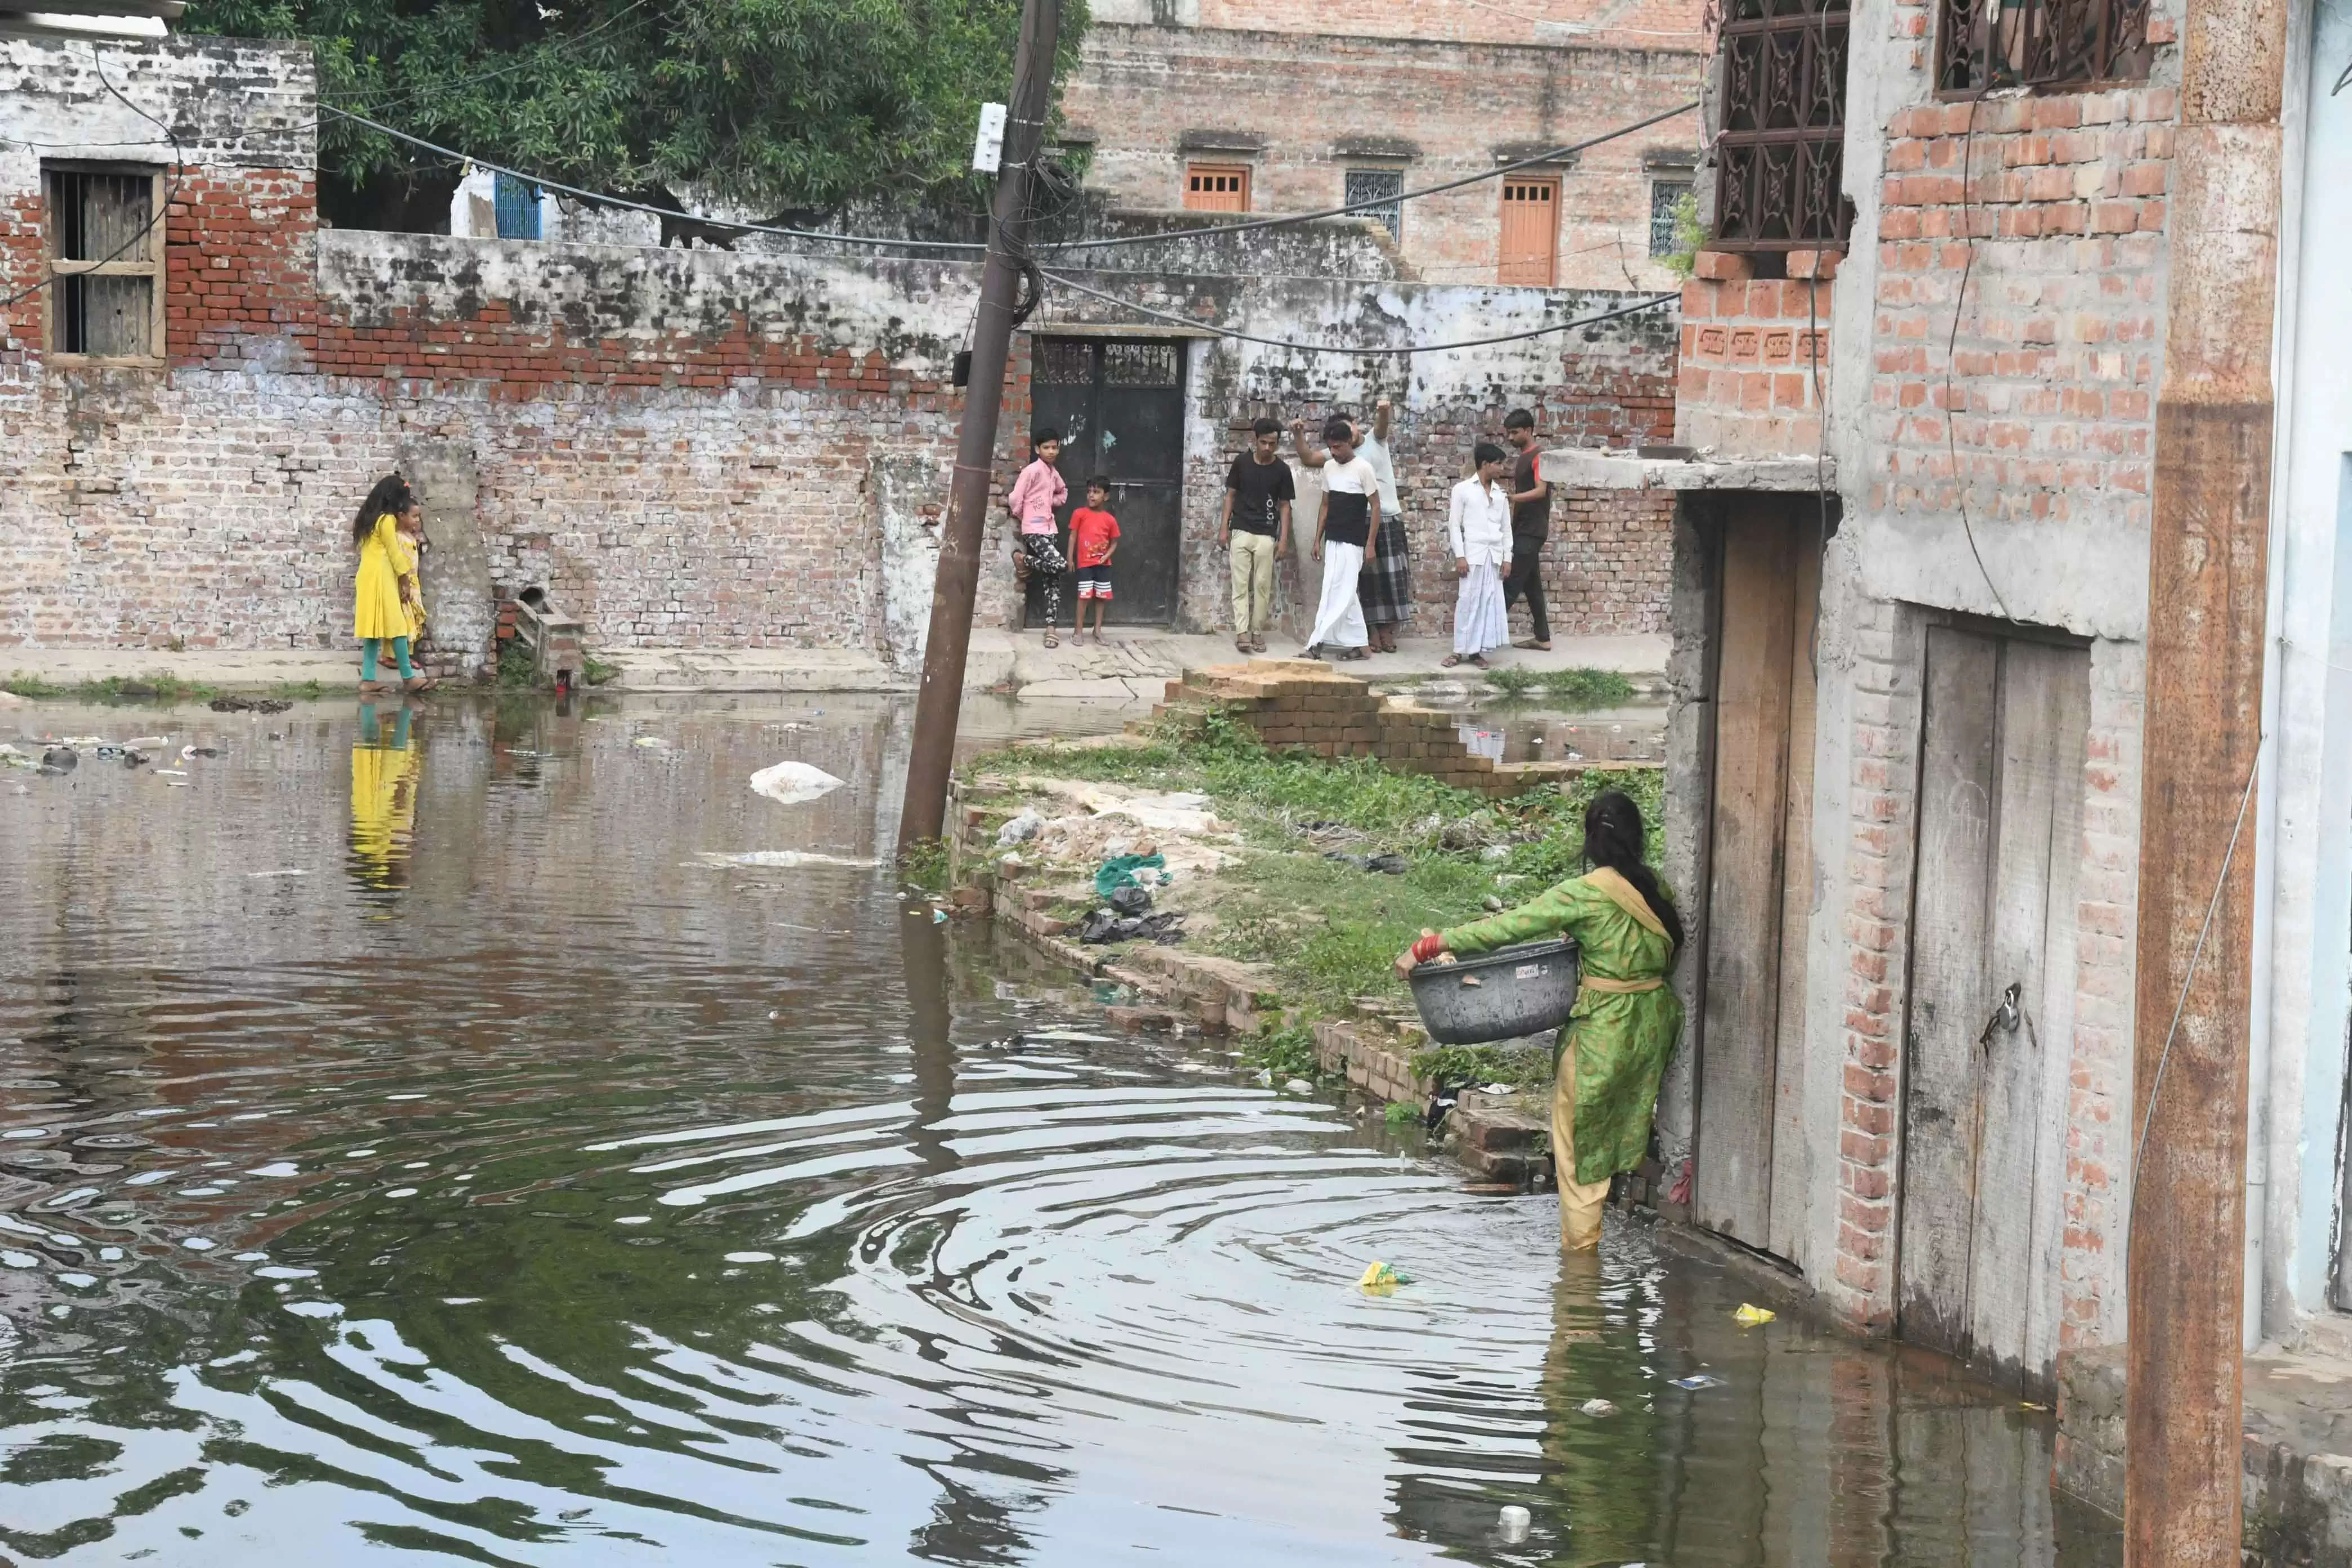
[0,694,2116,1565]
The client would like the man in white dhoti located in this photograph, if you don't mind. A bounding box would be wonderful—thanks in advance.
[1444,440,1513,668]
[1306,417,1378,660]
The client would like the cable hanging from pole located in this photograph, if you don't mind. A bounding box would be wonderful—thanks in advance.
[1035,271,1680,355]
[315,95,1700,260]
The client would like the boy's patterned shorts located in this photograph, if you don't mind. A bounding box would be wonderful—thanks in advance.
[1076,566,1113,600]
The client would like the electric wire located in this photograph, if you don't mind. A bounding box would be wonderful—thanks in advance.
[1944,94,2014,620]
[1036,269,1678,354]
[1041,98,1700,253]
[0,44,181,319]
[2126,741,2264,1223]
[317,105,993,251]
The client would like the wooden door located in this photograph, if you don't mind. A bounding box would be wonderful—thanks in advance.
[1695,505,1820,1262]
[1897,626,2087,1384]
[1499,177,1560,285]
[1024,337,1187,626]
[1183,164,1250,212]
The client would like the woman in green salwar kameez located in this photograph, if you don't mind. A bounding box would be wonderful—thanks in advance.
[1396,790,1685,1250]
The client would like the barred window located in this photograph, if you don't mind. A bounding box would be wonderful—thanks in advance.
[1650,180,1692,256]
[1344,168,1405,240]
[1713,0,1851,253]
[1936,0,2149,93]
[44,164,165,361]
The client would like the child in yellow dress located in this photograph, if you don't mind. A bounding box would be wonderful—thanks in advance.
[352,475,434,694]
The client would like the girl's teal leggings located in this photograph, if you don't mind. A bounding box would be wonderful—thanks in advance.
[360,636,415,681]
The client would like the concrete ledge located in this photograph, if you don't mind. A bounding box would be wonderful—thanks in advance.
[2057,1343,2352,1560]
[604,647,896,693]
[1544,446,1837,493]
[0,649,354,689]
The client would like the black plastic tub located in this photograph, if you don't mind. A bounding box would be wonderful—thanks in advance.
[1407,938,1580,1046]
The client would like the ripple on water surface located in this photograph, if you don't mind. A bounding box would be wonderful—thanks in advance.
[0,696,2118,1565]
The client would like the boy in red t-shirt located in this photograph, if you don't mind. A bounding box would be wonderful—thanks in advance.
[1069,476,1120,642]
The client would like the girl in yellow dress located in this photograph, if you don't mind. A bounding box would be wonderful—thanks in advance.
[352,475,434,693]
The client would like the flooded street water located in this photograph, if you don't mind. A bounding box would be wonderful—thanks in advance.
[0,694,2118,1566]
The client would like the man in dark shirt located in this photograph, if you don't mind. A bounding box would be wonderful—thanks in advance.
[1221,415,1295,654]
[1500,407,1552,650]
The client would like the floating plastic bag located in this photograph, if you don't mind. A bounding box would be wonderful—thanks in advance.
[749,760,845,806]
[1733,1303,1776,1326]
[1358,1260,1411,1294]
[1579,1398,1619,1417]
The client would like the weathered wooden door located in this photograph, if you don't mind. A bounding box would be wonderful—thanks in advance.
[1695,505,1821,1262]
[1026,337,1187,626]
[1498,176,1560,286]
[1896,625,2087,1383]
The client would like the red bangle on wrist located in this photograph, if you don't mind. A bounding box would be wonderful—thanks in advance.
[1411,934,1446,964]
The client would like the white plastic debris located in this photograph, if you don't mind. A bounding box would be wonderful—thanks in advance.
[1284,1078,1315,1094]
[1579,1398,1618,1417]
[1498,1504,1531,1543]
[749,760,845,806]
[996,808,1044,847]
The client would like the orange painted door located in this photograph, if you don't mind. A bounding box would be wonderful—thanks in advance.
[1499,177,1559,285]
[1184,164,1250,213]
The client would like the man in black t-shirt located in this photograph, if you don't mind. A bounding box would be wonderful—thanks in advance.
[1221,415,1295,654]
[1500,407,1553,650]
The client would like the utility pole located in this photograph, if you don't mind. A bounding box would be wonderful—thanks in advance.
[2126,0,2286,1560]
[896,0,1062,856]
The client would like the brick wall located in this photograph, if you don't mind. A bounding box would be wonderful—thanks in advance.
[1186,0,1704,50]
[1063,23,1703,292]
[1673,253,1836,458]
[1826,596,1917,1330]
[1870,88,2176,545]
[3,34,1683,665]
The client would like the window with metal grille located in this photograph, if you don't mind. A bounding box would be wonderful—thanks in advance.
[492,172,542,240]
[1713,0,1852,253]
[44,164,164,360]
[1935,0,2149,93]
[1183,164,1250,212]
[1498,178,1559,286]
[1344,168,1404,240]
[1650,180,1692,256]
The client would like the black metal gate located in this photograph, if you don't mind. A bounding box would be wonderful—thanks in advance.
[1024,337,1187,627]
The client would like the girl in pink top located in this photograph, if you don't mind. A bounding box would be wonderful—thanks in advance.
[1006,430,1070,644]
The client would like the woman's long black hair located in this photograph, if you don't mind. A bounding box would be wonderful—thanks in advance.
[353,474,413,547]
[1583,789,1684,955]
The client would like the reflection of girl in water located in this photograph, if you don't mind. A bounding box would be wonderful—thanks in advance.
[350,703,421,892]
[353,474,436,696]
[1397,790,1685,1251]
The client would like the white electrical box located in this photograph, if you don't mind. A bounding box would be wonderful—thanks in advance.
[972,102,1008,174]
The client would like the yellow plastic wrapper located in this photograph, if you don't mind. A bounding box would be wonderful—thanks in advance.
[1359,1262,1404,1294]
[1733,1303,1776,1326]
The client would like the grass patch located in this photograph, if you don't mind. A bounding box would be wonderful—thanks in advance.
[497,642,537,688]
[581,653,621,688]
[1482,665,1637,707]
[3,671,335,705]
[1409,1039,1554,1090]
[1536,667,1635,706]
[898,838,951,894]
[1383,1101,1421,1129]
[1239,1024,1320,1081]
[967,708,1668,1027]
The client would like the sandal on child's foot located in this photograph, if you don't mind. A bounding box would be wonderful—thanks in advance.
[1440,653,1464,668]
[1466,654,1490,669]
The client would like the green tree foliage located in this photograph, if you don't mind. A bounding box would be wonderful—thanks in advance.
[183,0,1088,230]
